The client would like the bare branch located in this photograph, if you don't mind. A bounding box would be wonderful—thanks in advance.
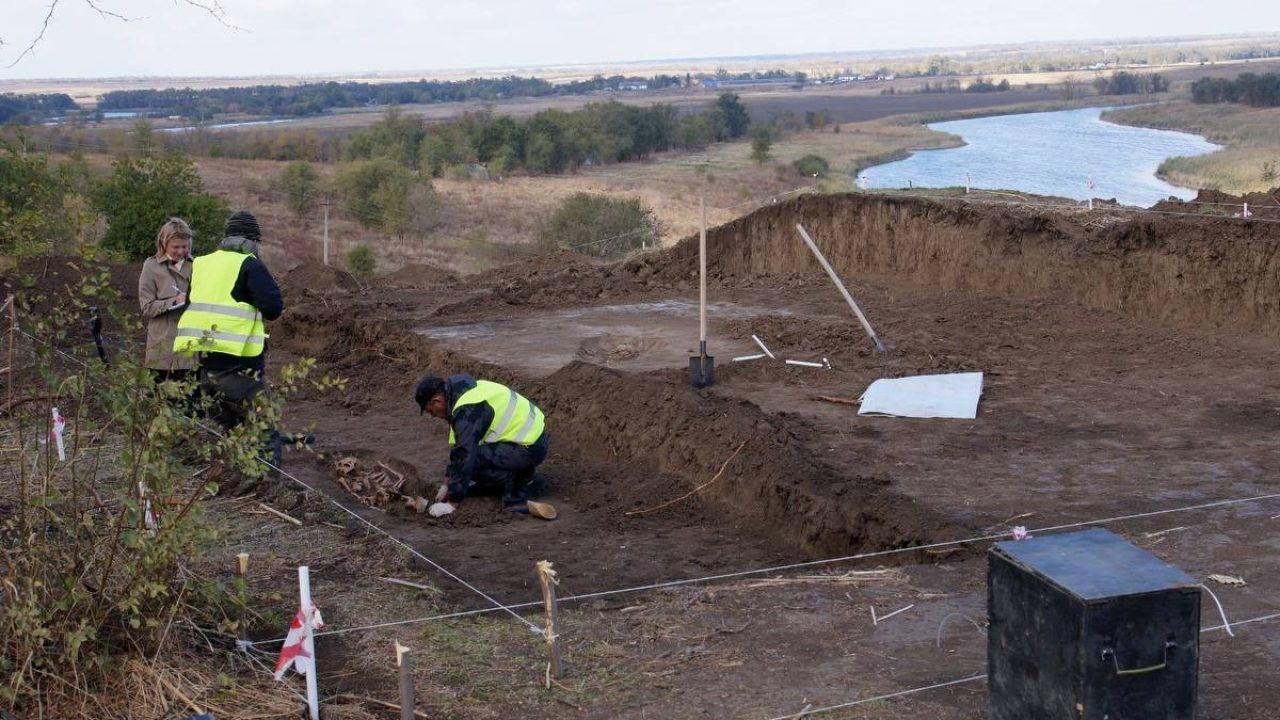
[82,0,133,22]
[5,0,245,68]
[7,0,60,69]
[175,0,248,31]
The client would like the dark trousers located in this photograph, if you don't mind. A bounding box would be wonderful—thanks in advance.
[471,433,549,503]
[199,366,282,469]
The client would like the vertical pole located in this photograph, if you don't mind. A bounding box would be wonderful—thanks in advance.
[795,224,886,353]
[237,553,250,647]
[396,642,414,720]
[965,171,971,194]
[537,561,562,683]
[1088,197,1094,211]
[322,196,331,266]
[1243,202,1250,218]
[699,198,707,358]
[298,566,321,720]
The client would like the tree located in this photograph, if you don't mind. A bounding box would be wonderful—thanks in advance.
[539,193,660,259]
[750,127,773,165]
[335,158,437,234]
[277,161,319,217]
[714,93,751,139]
[92,153,230,260]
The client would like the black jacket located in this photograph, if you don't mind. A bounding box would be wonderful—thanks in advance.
[440,374,495,501]
[199,239,284,375]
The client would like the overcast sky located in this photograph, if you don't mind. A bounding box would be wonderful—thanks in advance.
[1,0,1277,79]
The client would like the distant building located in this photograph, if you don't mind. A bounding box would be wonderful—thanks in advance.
[619,82,649,91]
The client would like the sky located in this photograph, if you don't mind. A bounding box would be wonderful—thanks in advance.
[0,0,1277,79]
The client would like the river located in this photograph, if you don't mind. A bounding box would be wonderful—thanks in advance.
[859,107,1220,207]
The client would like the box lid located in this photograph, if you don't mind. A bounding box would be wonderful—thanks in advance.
[992,527,1197,601]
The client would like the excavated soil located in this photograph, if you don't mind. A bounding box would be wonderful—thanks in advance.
[8,190,1279,718]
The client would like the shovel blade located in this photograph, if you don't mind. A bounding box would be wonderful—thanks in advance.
[688,354,715,388]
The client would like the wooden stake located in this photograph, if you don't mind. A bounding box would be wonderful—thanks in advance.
[257,502,303,526]
[395,642,414,720]
[537,560,563,682]
[795,223,886,353]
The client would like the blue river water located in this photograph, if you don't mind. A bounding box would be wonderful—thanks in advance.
[859,107,1220,207]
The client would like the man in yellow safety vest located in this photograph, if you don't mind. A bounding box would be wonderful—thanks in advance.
[174,210,285,467]
[415,373,553,519]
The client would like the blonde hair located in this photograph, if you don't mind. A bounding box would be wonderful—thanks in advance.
[155,217,194,259]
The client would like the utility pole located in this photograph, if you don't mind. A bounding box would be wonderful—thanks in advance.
[321,195,331,266]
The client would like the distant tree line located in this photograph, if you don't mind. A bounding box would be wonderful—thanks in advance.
[346,93,752,177]
[1191,73,1280,107]
[1093,71,1168,95]
[0,93,78,123]
[92,71,764,120]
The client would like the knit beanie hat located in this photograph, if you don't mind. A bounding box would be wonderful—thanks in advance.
[225,210,261,242]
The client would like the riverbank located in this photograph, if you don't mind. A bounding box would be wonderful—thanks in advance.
[1104,100,1280,195]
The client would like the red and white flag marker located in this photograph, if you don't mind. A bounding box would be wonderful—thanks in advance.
[275,566,324,719]
[50,407,66,461]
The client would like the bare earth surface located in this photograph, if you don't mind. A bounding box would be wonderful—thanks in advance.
[252,192,1278,718]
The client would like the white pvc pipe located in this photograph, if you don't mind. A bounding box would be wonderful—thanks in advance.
[794,224,886,353]
[298,567,321,720]
[751,334,776,359]
[785,359,826,368]
[733,353,767,362]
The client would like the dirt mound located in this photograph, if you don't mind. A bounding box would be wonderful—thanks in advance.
[431,192,1280,333]
[377,263,458,288]
[1152,187,1280,219]
[280,261,360,294]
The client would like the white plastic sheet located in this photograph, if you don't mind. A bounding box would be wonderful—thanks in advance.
[858,372,984,419]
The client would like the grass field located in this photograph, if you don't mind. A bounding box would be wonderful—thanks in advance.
[1105,100,1280,194]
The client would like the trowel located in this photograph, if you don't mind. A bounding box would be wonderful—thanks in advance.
[688,198,714,387]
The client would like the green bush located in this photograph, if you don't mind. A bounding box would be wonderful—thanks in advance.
[334,158,438,234]
[277,161,319,217]
[0,141,78,255]
[539,192,660,259]
[750,127,773,165]
[347,243,377,276]
[0,266,342,714]
[793,154,831,178]
[92,153,229,260]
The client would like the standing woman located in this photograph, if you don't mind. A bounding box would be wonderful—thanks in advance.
[138,218,195,381]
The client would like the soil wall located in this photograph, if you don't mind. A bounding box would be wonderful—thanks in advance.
[664,194,1280,332]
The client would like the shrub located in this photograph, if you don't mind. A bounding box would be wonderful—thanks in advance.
[277,161,319,217]
[539,193,660,259]
[750,126,773,165]
[793,154,831,178]
[0,266,341,715]
[334,158,437,234]
[0,141,78,255]
[347,243,377,276]
[92,153,229,260]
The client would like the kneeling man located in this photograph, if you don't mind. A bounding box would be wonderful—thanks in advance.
[415,373,554,519]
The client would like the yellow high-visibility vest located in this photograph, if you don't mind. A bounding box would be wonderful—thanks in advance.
[448,380,545,446]
[173,250,266,357]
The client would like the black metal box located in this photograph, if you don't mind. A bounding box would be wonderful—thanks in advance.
[988,528,1201,720]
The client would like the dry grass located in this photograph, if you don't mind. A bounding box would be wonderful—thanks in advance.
[178,117,950,276]
[1105,100,1280,194]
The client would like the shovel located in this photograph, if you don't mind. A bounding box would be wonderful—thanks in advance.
[688,198,714,388]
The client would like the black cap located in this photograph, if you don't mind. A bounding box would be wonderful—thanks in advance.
[225,210,261,242]
[415,374,445,414]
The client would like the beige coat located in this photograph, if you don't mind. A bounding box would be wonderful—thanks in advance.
[138,255,194,371]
